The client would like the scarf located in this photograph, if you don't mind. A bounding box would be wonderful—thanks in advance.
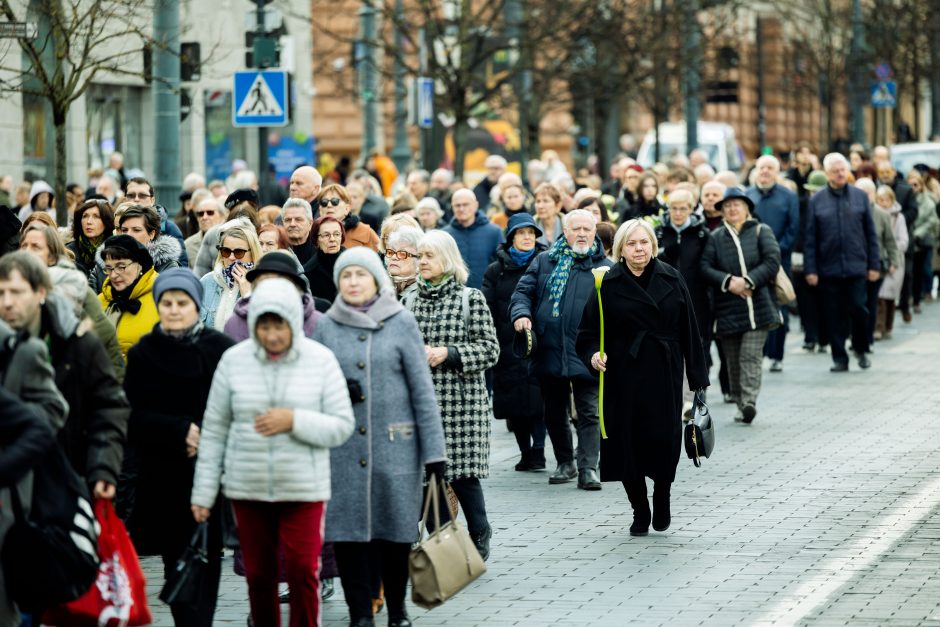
[221,261,255,289]
[509,246,536,266]
[547,237,597,317]
[157,320,204,341]
[77,234,103,269]
[109,280,143,315]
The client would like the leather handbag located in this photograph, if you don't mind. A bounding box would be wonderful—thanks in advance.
[160,523,209,606]
[683,389,715,467]
[409,475,486,609]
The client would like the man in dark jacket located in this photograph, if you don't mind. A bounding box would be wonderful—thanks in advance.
[804,154,881,372]
[443,189,504,289]
[510,210,612,490]
[0,252,128,498]
[747,155,799,372]
[473,155,506,211]
[876,160,918,321]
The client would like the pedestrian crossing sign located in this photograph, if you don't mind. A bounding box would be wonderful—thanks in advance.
[233,70,288,127]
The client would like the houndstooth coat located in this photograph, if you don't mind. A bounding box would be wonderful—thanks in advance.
[408,277,499,480]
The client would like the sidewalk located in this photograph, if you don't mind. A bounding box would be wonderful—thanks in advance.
[141,302,940,626]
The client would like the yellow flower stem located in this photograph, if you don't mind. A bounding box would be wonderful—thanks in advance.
[596,284,608,440]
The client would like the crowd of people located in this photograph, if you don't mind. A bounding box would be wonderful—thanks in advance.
[0,139,936,626]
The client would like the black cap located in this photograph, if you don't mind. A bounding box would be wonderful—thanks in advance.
[102,234,154,273]
[179,190,193,202]
[245,251,306,292]
[224,188,260,210]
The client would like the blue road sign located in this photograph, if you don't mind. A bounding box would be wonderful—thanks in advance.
[871,80,896,108]
[874,62,893,81]
[418,77,434,129]
[233,70,288,127]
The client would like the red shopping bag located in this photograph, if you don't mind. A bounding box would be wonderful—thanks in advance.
[43,499,152,627]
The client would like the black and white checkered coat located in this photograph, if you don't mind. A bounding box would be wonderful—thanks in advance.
[409,277,499,480]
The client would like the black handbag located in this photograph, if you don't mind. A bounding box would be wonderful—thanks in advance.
[683,389,715,467]
[160,522,209,606]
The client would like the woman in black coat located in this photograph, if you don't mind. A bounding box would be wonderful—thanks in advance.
[700,188,781,425]
[303,215,346,302]
[122,269,235,627]
[482,213,548,471]
[577,219,709,537]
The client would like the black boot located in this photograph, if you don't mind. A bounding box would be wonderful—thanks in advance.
[529,447,546,470]
[652,482,671,532]
[514,449,532,471]
[623,480,650,536]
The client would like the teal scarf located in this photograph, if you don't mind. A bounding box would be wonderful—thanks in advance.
[547,237,597,317]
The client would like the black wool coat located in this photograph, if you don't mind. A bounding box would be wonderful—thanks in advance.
[303,247,343,303]
[577,260,709,484]
[122,326,235,556]
[482,243,547,420]
[656,214,712,342]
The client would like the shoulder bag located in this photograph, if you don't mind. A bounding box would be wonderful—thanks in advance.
[683,389,715,467]
[409,475,485,609]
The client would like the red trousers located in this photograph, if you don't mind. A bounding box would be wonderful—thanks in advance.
[232,500,325,627]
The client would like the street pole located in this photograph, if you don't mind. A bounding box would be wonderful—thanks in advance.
[930,0,940,139]
[849,0,867,145]
[389,0,410,173]
[153,0,180,214]
[682,0,700,156]
[358,0,379,162]
[256,0,269,184]
[756,17,766,153]
[505,0,525,181]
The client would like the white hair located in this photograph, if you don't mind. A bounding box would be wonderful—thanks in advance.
[612,219,659,261]
[572,188,600,205]
[430,168,453,184]
[387,226,423,251]
[418,230,469,285]
[233,170,258,189]
[182,172,207,192]
[415,196,443,218]
[694,163,716,179]
[282,198,313,221]
[822,152,850,171]
[854,177,876,194]
[756,154,781,171]
[484,155,508,169]
[562,208,597,228]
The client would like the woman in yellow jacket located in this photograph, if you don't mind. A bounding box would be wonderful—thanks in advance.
[98,234,160,360]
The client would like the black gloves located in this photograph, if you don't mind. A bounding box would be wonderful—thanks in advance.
[425,461,447,483]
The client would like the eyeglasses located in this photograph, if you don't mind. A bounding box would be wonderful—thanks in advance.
[319,197,342,208]
[385,248,418,260]
[124,192,152,201]
[196,210,216,217]
[103,262,138,275]
[318,232,343,241]
[218,246,250,259]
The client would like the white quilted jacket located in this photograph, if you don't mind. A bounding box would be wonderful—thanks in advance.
[191,279,354,507]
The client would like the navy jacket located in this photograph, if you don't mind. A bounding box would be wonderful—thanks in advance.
[804,185,880,280]
[509,238,612,381]
[443,211,504,289]
[746,184,799,258]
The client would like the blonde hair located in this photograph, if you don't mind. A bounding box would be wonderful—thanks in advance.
[611,219,659,262]
[216,223,262,267]
[418,230,469,285]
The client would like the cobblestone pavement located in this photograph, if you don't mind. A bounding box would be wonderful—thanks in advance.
[142,302,940,626]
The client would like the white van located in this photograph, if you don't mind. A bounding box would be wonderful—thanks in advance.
[636,122,743,172]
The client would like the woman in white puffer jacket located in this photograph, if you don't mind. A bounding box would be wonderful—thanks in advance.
[191,277,354,627]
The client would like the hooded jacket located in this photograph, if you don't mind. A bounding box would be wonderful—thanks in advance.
[99,266,160,360]
[90,234,183,293]
[443,210,505,289]
[17,180,55,223]
[191,278,354,507]
[223,291,322,342]
[40,293,129,487]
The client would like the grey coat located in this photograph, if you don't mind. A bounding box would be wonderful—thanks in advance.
[406,277,499,480]
[314,289,446,543]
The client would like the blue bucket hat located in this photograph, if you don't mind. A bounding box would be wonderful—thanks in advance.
[714,186,755,213]
[505,212,543,241]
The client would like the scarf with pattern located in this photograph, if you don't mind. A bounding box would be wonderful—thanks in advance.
[546,237,597,318]
[221,261,255,289]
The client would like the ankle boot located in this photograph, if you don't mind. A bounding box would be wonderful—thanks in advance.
[652,482,671,531]
[623,480,650,536]
[529,447,546,470]
[514,449,531,471]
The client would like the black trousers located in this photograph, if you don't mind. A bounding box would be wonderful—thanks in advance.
[820,276,869,364]
[426,477,490,538]
[334,540,411,622]
[160,518,223,627]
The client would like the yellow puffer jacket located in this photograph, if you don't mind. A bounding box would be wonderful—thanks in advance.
[98,267,159,361]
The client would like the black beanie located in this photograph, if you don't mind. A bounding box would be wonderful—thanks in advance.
[102,234,154,273]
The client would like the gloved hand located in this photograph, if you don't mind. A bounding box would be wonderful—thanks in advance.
[425,461,447,483]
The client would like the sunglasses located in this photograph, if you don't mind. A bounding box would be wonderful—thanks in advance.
[196,210,216,217]
[385,248,418,260]
[217,246,250,259]
[319,197,342,208]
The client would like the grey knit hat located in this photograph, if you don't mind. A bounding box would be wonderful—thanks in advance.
[333,247,392,292]
[153,268,203,309]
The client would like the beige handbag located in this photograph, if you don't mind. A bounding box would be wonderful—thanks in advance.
[409,475,486,609]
